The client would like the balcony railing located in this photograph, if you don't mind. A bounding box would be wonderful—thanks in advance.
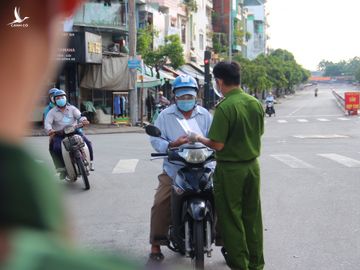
[73,3,127,30]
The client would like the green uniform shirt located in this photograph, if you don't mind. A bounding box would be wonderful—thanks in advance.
[0,141,139,270]
[208,88,264,162]
[0,140,65,233]
[2,229,138,270]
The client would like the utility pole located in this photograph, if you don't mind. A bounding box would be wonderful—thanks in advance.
[128,0,138,126]
[229,0,233,61]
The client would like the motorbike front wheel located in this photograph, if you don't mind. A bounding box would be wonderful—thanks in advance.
[76,157,90,190]
[192,220,205,270]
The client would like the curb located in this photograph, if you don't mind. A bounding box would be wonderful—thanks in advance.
[27,127,145,137]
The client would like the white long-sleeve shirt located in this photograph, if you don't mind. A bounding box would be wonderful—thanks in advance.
[150,104,213,180]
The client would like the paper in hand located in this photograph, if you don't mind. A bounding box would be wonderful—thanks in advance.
[176,118,203,136]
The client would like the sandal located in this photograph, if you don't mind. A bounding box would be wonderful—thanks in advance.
[146,252,165,265]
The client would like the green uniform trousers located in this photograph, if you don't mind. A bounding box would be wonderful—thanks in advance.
[214,159,264,270]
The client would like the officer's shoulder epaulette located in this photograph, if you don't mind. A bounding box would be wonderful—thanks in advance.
[215,97,226,108]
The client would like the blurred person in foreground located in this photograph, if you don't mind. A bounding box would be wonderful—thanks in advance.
[0,1,139,269]
[188,61,265,270]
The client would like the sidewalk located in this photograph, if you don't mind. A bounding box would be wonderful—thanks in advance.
[29,123,145,137]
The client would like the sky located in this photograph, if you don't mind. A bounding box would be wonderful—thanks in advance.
[266,0,360,71]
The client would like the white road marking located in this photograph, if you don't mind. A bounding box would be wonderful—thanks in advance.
[293,134,348,139]
[337,117,350,121]
[270,154,314,168]
[288,105,306,116]
[297,119,308,123]
[277,119,288,123]
[112,159,139,173]
[318,154,360,167]
[317,118,330,122]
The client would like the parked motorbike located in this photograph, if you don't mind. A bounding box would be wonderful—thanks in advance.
[265,101,275,117]
[145,125,215,269]
[55,123,91,190]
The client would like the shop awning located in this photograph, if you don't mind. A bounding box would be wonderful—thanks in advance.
[141,65,176,85]
[137,74,161,88]
[80,56,134,90]
[177,63,205,85]
[159,70,175,83]
[162,65,181,77]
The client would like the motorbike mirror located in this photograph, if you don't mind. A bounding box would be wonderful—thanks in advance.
[145,125,162,137]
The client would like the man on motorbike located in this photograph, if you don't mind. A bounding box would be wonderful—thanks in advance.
[147,74,213,264]
[265,91,276,115]
[44,90,94,179]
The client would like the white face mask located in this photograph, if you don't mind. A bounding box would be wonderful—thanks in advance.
[212,78,223,98]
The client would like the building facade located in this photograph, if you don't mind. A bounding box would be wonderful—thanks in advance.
[244,0,267,59]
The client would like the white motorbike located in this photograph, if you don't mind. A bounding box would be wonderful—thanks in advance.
[55,123,91,190]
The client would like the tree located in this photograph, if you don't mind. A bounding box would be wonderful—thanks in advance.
[234,49,309,98]
[142,34,185,79]
[137,25,157,57]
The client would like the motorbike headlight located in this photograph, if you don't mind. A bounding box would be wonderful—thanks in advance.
[64,126,76,135]
[178,148,213,164]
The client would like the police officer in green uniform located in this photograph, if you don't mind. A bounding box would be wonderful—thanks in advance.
[189,61,265,270]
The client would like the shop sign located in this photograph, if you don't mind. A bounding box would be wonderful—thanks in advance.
[56,31,102,64]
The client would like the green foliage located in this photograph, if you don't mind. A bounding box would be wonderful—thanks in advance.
[162,35,185,69]
[183,0,197,12]
[318,57,360,77]
[142,34,185,71]
[212,32,228,54]
[233,19,245,46]
[233,49,310,97]
[137,26,158,57]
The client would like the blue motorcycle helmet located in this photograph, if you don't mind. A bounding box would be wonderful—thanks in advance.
[48,88,59,96]
[172,75,199,112]
[53,90,67,107]
[172,74,199,96]
[48,88,59,103]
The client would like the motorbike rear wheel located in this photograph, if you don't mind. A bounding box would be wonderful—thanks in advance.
[192,220,205,269]
[76,157,90,190]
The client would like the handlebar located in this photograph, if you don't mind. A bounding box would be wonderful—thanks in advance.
[53,123,85,136]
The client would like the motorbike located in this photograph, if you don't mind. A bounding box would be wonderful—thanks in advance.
[55,123,91,190]
[315,89,318,97]
[145,125,216,269]
[265,101,275,117]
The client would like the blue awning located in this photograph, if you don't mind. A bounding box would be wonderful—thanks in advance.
[177,64,205,85]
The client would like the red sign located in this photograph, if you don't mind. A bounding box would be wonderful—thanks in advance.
[345,92,360,111]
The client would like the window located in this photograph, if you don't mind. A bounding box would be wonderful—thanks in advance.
[199,34,204,50]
